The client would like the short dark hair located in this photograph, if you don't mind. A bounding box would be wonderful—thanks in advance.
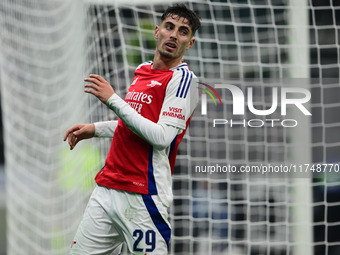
[161,4,201,36]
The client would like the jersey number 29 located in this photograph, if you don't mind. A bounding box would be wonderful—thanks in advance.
[133,229,156,252]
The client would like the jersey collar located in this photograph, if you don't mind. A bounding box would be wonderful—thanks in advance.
[170,62,189,71]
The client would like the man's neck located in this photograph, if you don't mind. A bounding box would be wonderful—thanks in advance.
[152,52,182,70]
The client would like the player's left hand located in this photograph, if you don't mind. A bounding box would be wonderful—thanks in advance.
[84,74,115,104]
[63,123,95,150]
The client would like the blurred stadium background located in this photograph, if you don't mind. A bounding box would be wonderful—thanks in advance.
[0,0,340,255]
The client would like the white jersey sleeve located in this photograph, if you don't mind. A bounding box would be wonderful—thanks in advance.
[157,69,199,130]
[94,121,118,138]
[105,94,180,150]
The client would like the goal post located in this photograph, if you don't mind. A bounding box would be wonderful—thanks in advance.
[289,0,313,255]
[1,1,340,255]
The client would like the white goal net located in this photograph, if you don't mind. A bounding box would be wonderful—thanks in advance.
[1,0,340,255]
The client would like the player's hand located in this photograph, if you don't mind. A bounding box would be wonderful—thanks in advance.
[84,74,115,104]
[63,124,95,150]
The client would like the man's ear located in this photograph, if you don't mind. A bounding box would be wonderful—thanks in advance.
[154,25,159,39]
[186,37,195,50]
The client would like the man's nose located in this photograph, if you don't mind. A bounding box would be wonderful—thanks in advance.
[169,30,178,41]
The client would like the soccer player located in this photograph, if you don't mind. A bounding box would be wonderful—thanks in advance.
[64,4,201,255]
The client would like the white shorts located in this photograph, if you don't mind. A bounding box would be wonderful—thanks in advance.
[69,185,171,255]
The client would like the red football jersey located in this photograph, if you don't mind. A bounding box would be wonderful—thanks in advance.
[95,62,198,202]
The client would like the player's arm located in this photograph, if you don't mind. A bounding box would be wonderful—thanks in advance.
[94,120,118,138]
[84,74,181,149]
[106,94,180,149]
[64,121,118,150]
